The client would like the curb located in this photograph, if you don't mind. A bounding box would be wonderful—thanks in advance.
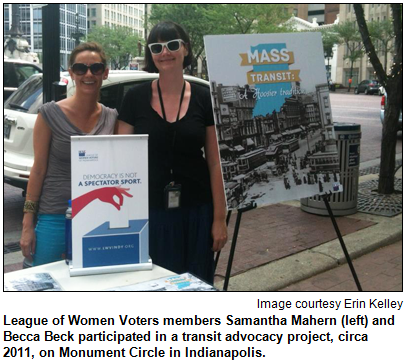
[214,213,402,291]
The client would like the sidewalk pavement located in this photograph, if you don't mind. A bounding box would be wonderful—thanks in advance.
[212,155,403,291]
[4,156,403,291]
[279,240,402,291]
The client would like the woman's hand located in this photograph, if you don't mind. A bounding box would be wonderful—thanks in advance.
[211,219,228,252]
[20,220,36,261]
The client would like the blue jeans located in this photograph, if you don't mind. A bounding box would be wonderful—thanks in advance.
[33,214,65,266]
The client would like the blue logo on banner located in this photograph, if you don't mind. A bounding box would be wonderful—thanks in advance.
[82,220,149,268]
[251,43,292,117]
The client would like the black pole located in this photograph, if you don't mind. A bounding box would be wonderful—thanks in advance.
[71,13,84,47]
[42,4,60,103]
[10,4,23,37]
[322,194,362,291]
[223,202,256,291]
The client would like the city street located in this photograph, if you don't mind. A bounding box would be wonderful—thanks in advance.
[330,92,402,162]
[3,91,403,260]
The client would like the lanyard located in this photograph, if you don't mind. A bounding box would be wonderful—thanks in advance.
[157,79,186,123]
[157,80,186,182]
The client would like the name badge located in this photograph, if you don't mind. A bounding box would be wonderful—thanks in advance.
[164,183,181,209]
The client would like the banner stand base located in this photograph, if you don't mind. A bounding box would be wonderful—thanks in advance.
[68,259,153,277]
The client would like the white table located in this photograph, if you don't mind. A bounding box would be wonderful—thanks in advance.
[4,261,175,291]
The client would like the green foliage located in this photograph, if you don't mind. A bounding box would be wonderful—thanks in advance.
[207,4,293,35]
[331,20,364,84]
[332,20,361,42]
[87,26,141,70]
[332,20,364,59]
[367,19,395,71]
[368,19,394,51]
[147,4,215,67]
[321,30,340,57]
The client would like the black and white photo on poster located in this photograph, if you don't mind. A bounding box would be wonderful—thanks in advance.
[205,32,341,209]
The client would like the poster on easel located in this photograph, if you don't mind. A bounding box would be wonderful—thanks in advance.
[205,32,342,210]
[70,135,151,276]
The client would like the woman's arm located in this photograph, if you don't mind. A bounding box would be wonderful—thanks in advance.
[115,120,134,134]
[20,114,51,260]
[205,126,228,252]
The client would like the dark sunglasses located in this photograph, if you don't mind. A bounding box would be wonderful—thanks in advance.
[148,39,185,55]
[71,63,106,76]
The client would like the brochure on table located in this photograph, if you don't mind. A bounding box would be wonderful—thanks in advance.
[106,273,216,291]
[70,135,151,276]
[205,32,342,210]
[5,273,63,291]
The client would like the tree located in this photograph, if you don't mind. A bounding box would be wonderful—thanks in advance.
[331,20,364,91]
[87,26,141,70]
[321,30,340,79]
[353,4,402,194]
[321,30,339,57]
[208,4,293,35]
[367,19,395,73]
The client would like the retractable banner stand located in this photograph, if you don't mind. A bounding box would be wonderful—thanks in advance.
[69,135,151,276]
[205,33,342,210]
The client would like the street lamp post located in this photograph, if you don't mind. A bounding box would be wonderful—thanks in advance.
[324,49,333,81]
[71,13,85,47]
[9,4,23,37]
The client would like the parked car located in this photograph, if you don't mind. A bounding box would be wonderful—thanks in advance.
[4,58,42,101]
[354,79,380,95]
[4,70,210,192]
[380,92,402,131]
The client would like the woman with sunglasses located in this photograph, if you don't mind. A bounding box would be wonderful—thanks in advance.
[117,21,227,283]
[20,42,118,266]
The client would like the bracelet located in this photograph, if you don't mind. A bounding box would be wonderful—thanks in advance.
[23,200,39,214]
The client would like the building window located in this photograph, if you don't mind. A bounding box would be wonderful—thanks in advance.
[91,8,96,17]
[33,9,42,20]
[33,23,42,33]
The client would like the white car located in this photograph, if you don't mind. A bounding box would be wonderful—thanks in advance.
[4,70,209,193]
[380,91,402,131]
[4,58,42,101]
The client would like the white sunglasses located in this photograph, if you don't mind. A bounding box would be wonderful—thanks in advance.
[148,39,185,55]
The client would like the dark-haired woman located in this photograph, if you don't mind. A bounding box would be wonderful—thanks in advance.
[117,21,227,283]
[20,42,118,266]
